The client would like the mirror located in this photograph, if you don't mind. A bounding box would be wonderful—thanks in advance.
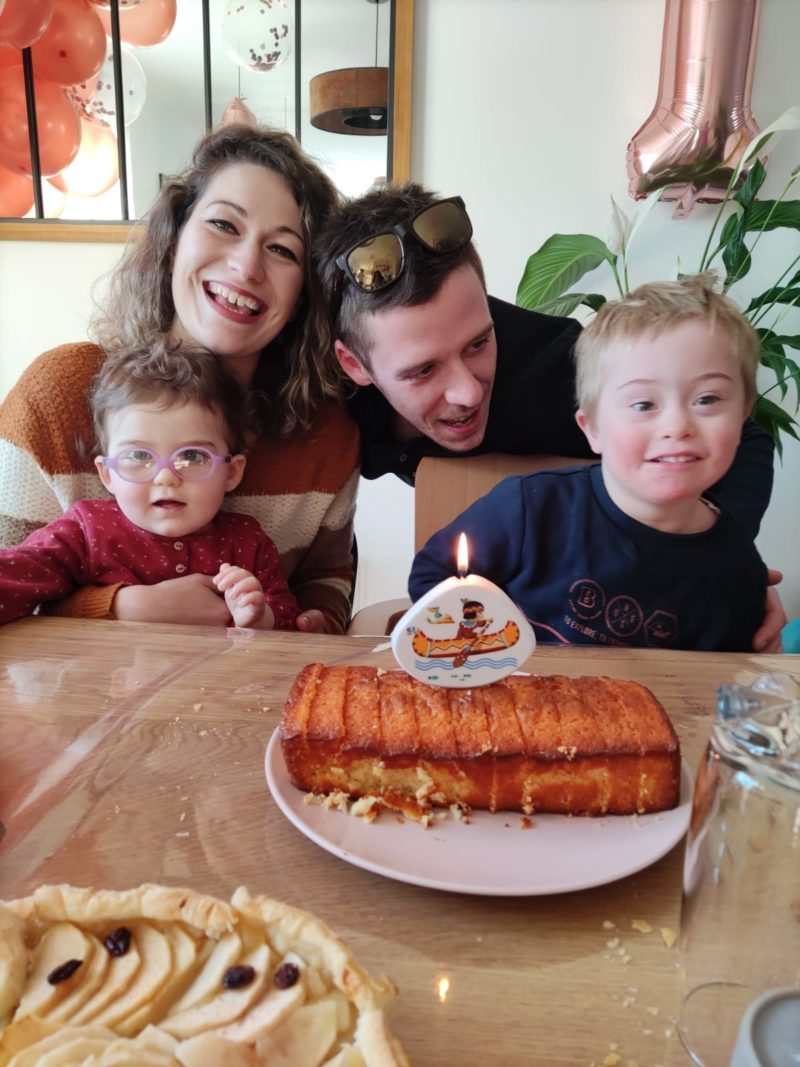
[0,0,413,243]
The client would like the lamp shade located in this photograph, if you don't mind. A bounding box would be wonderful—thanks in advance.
[309,66,388,135]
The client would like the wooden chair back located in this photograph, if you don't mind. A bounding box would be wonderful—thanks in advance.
[348,452,593,635]
[414,452,591,550]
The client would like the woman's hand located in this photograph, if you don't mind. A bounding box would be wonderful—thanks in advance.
[112,574,232,626]
[213,563,274,630]
[296,609,327,633]
[752,568,786,653]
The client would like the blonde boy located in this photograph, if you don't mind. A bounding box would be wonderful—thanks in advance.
[409,275,768,650]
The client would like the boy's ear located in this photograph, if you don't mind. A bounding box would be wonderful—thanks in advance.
[575,409,602,455]
[95,456,116,495]
[334,340,374,387]
[225,453,247,492]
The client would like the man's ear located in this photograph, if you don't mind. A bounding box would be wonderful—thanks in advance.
[225,454,247,492]
[575,409,601,455]
[334,340,374,387]
[95,456,116,496]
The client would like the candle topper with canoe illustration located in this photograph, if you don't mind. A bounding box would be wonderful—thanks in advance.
[391,533,536,687]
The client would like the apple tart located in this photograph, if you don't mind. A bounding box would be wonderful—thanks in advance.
[0,884,410,1067]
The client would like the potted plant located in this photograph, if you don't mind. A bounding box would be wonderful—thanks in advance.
[516,109,800,455]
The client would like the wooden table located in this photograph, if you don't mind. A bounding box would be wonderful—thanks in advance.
[0,617,793,1066]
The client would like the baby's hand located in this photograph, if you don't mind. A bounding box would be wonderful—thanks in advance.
[213,563,273,629]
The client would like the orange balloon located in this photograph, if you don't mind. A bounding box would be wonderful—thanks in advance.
[48,170,67,192]
[31,0,106,87]
[0,0,52,49]
[0,160,33,215]
[96,0,176,47]
[34,176,66,216]
[59,118,118,196]
[0,65,81,176]
[0,43,21,67]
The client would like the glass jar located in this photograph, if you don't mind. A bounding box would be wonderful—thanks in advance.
[677,673,800,1067]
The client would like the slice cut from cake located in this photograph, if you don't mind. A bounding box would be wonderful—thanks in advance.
[279,664,680,820]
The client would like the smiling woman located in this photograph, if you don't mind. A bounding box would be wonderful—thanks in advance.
[169,164,306,385]
[0,123,361,634]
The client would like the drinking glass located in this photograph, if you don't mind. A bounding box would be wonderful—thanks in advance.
[677,673,800,1067]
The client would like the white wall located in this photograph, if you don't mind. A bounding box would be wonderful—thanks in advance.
[2,0,799,621]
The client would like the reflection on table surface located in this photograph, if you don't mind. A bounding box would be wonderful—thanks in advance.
[1,617,793,1066]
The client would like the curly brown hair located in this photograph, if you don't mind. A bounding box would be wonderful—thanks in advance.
[91,124,342,438]
[91,342,252,456]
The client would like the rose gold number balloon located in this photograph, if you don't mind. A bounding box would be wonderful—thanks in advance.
[626,0,762,217]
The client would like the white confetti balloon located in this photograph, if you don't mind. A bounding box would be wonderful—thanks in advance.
[223,0,293,73]
[67,42,146,127]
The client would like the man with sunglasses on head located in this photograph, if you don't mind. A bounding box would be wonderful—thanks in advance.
[315,182,786,652]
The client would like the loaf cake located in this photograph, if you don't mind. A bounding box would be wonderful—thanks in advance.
[0,883,409,1067]
[279,665,681,819]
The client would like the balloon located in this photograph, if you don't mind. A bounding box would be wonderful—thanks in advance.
[0,64,81,175]
[0,42,20,67]
[36,176,66,215]
[223,0,293,73]
[31,0,106,87]
[0,160,33,215]
[67,42,146,126]
[626,0,762,217]
[96,0,176,47]
[57,117,118,195]
[0,0,52,49]
[221,95,257,128]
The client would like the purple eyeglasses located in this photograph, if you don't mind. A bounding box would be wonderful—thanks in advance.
[100,446,232,484]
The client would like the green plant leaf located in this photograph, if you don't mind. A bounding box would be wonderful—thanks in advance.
[516,234,615,310]
[738,199,800,232]
[733,158,767,209]
[722,234,752,286]
[760,351,791,399]
[758,327,800,354]
[530,292,608,318]
[746,282,800,314]
[752,395,800,459]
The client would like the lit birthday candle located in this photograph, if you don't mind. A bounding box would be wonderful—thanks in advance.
[391,533,536,687]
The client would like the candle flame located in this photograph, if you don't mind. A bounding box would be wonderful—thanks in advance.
[456,533,469,577]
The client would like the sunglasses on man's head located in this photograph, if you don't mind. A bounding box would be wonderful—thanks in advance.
[331,196,473,314]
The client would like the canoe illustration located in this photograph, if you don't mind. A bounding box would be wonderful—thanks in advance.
[412,619,520,662]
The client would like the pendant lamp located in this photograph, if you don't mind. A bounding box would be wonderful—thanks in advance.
[309,0,388,135]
